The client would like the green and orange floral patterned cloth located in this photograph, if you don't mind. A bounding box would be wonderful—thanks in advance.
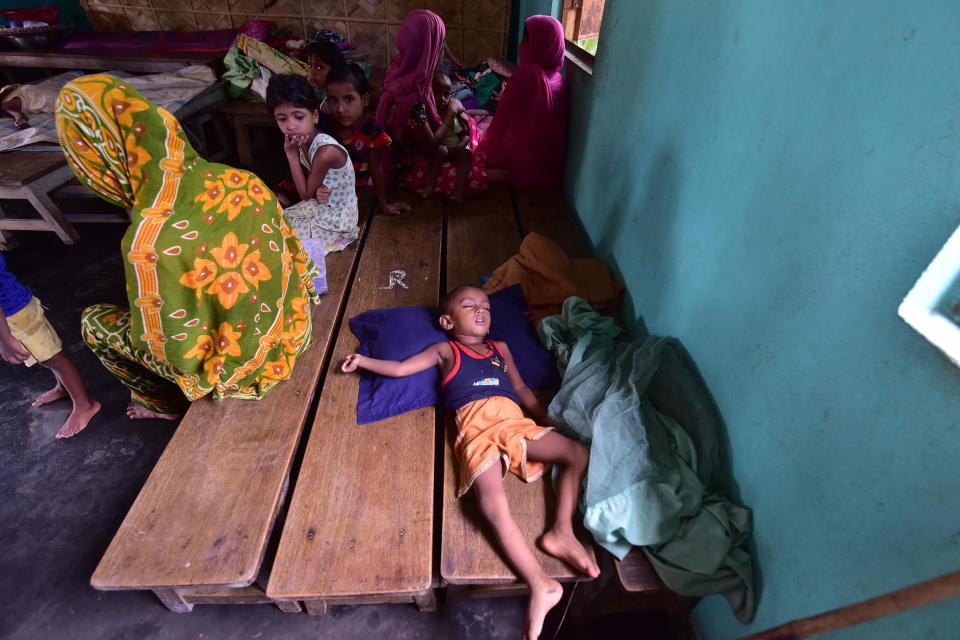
[56,74,320,413]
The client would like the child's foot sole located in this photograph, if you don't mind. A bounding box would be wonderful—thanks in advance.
[540,529,600,578]
[524,579,563,640]
[55,401,101,439]
[126,403,181,421]
[33,383,68,407]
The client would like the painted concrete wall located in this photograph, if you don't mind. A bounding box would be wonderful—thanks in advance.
[509,0,560,60]
[515,0,960,638]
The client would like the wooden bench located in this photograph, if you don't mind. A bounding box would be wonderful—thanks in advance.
[0,152,79,246]
[440,184,598,600]
[90,213,368,612]
[267,194,441,614]
[218,100,275,168]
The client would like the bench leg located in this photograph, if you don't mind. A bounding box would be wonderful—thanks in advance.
[153,588,193,613]
[23,186,80,245]
[274,599,302,613]
[413,590,437,612]
[234,120,252,167]
[303,598,327,616]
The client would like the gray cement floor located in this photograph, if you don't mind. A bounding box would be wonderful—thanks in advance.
[0,222,688,640]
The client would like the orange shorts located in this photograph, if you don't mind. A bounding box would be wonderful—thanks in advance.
[454,396,553,497]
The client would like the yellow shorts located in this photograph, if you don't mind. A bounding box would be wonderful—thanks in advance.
[5,297,62,367]
[454,396,553,498]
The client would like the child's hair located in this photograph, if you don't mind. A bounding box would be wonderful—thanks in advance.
[325,62,370,96]
[439,285,480,316]
[433,69,453,88]
[304,39,346,68]
[266,74,319,112]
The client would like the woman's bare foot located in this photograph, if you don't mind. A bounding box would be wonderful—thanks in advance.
[540,529,600,578]
[126,403,180,421]
[449,189,464,203]
[33,382,67,407]
[55,400,101,439]
[524,578,563,640]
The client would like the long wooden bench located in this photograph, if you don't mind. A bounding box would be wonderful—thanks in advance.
[440,184,598,599]
[266,195,442,614]
[90,213,368,612]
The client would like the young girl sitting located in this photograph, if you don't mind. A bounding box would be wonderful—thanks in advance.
[342,285,600,640]
[323,64,411,217]
[267,74,359,276]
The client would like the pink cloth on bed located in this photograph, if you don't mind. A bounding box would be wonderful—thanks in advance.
[478,15,569,188]
[376,10,445,144]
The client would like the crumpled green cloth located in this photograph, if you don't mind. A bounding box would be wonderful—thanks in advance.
[222,47,261,100]
[539,297,757,622]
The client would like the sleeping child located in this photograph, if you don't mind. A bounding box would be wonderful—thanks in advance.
[342,285,600,640]
[322,63,411,217]
[267,74,359,288]
[417,70,473,202]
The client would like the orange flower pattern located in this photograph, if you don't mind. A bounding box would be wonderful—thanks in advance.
[57,74,321,407]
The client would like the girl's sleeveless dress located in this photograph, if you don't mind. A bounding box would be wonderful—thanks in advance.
[282,133,359,255]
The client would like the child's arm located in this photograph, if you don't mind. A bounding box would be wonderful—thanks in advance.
[285,136,346,201]
[368,147,411,216]
[342,341,451,377]
[0,307,30,364]
[497,341,549,425]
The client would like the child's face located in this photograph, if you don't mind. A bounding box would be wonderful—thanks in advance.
[308,55,332,88]
[273,103,318,136]
[440,288,491,337]
[325,80,367,129]
[432,74,452,102]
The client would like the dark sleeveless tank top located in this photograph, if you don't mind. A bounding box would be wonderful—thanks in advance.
[441,340,521,411]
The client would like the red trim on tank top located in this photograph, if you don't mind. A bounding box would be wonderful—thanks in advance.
[454,339,494,359]
[441,340,462,387]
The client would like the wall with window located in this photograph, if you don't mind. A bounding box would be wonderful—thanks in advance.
[513,1,960,637]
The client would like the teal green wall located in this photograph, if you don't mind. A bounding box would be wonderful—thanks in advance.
[509,0,560,61]
[514,0,960,637]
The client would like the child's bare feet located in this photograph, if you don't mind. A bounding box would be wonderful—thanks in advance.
[55,400,101,439]
[416,184,433,198]
[32,382,67,407]
[524,578,563,640]
[126,403,180,421]
[540,529,600,578]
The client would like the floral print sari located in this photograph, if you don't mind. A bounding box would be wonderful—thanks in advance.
[56,74,320,412]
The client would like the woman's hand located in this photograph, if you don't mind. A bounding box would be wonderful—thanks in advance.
[315,185,331,204]
[341,353,364,372]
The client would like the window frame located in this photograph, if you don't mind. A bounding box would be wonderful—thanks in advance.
[560,0,603,74]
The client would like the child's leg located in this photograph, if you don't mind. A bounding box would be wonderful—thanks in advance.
[525,432,600,578]
[448,146,473,202]
[472,465,563,640]
[40,352,101,439]
[0,88,29,129]
[416,145,449,197]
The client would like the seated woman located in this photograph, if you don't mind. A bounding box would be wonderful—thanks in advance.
[376,9,487,199]
[478,15,569,189]
[55,74,321,420]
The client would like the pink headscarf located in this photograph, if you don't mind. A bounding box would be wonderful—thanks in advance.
[479,15,569,188]
[376,9,446,143]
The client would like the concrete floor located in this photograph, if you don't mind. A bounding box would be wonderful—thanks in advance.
[0,221,690,640]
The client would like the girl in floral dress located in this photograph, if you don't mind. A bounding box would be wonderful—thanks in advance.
[267,74,359,266]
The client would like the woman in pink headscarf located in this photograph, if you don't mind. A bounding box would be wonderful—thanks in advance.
[376,9,487,198]
[479,15,569,189]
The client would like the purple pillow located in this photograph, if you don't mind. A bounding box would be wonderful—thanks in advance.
[350,284,560,425]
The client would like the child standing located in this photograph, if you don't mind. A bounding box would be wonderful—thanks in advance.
[0,253,99,438]
[342,285,599,640]
[417,70,473,202]
[268,74,359,275]
[323,63,411,217]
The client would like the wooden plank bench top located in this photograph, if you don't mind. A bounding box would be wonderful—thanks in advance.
[268,195,441,608]
[514,188,593,259]
[440,184,596,587]
[90,228,364,606]
[0,151,67,188]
